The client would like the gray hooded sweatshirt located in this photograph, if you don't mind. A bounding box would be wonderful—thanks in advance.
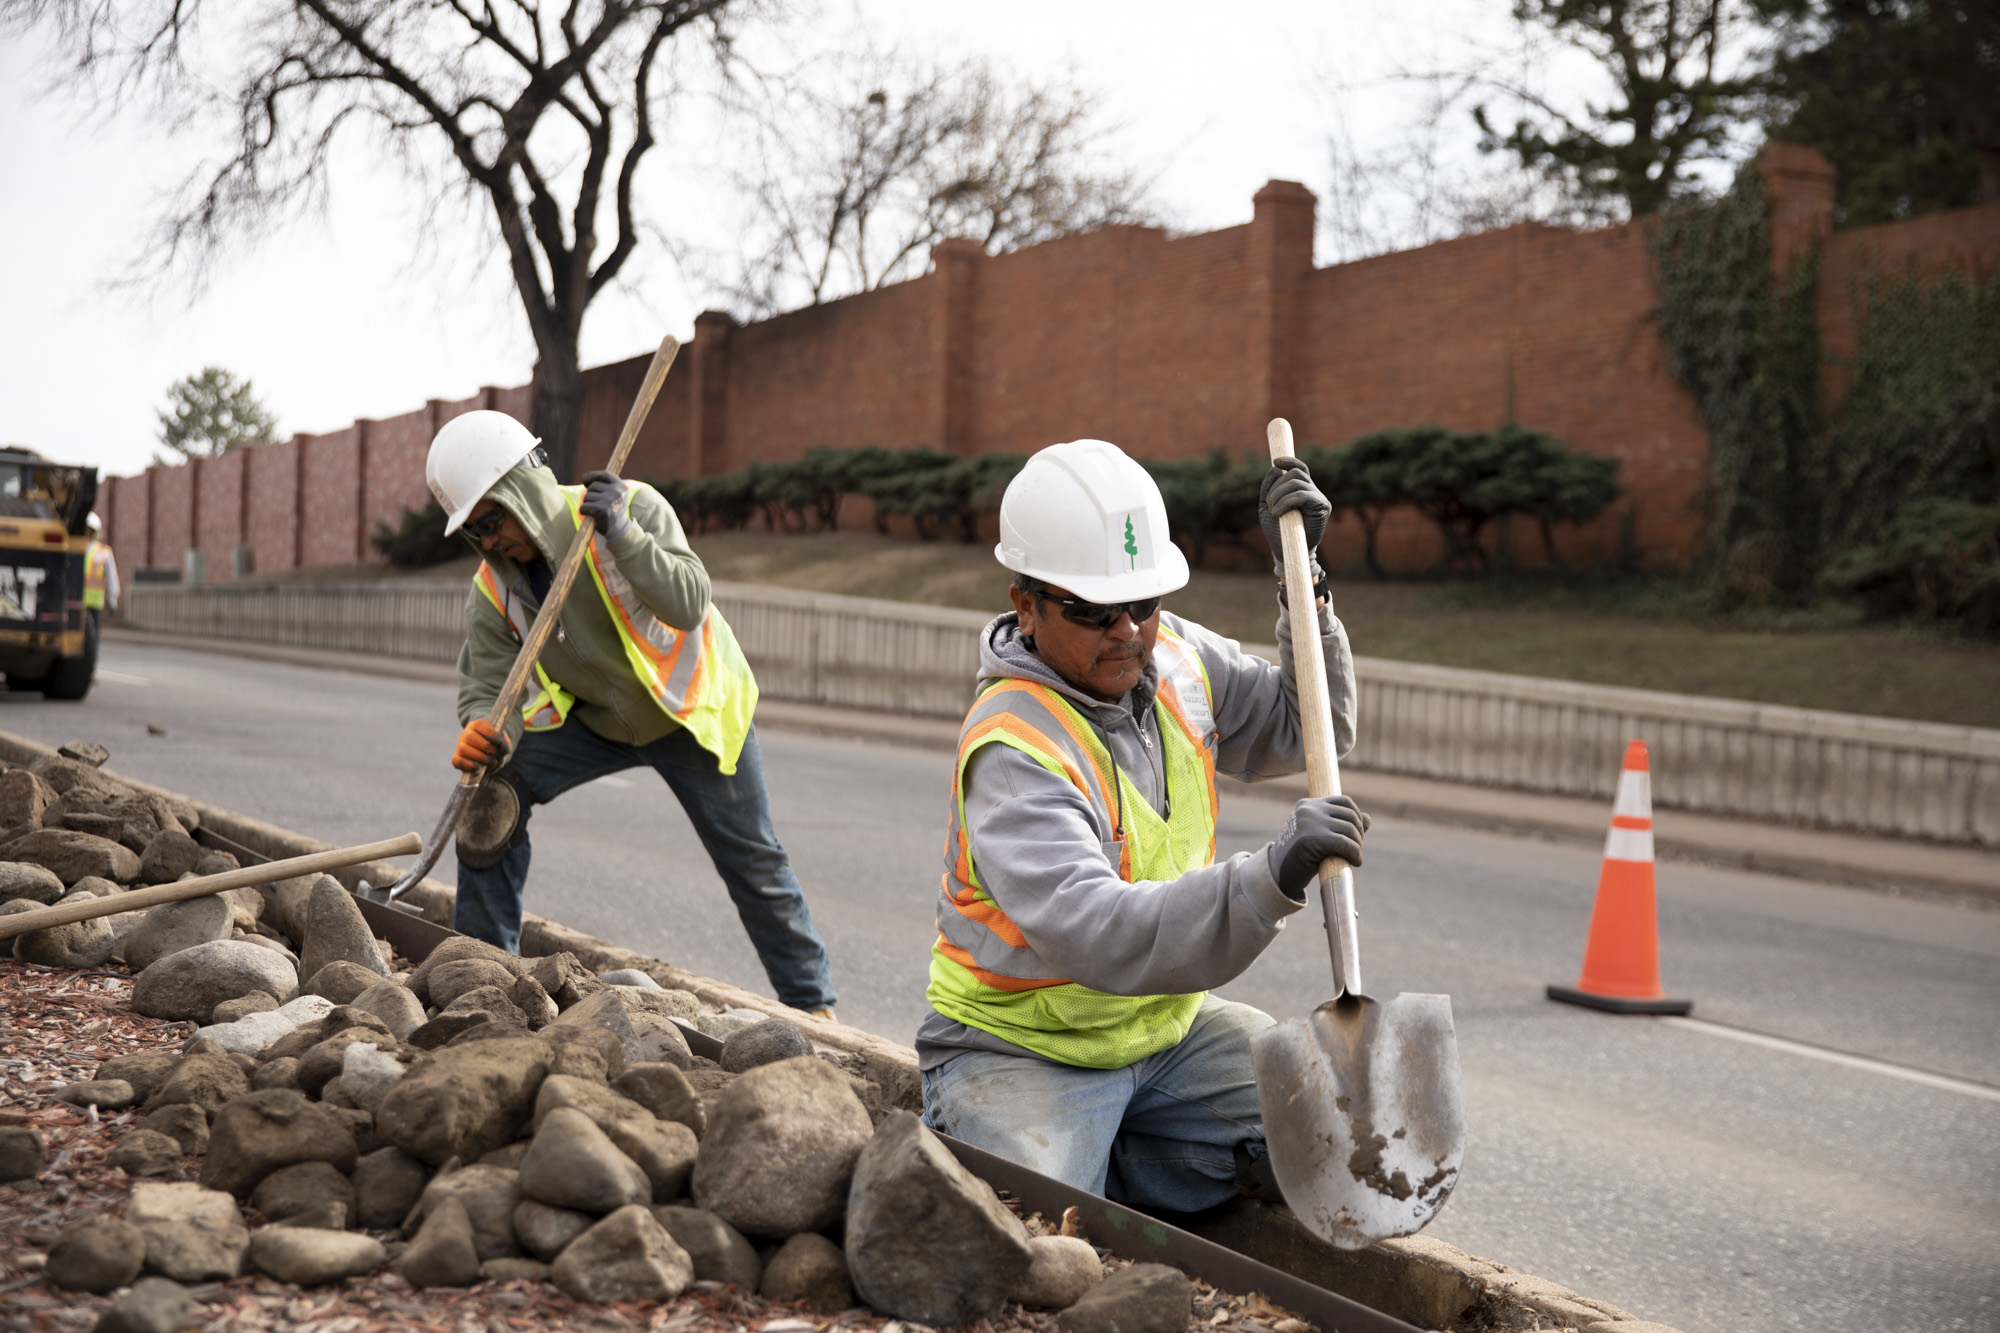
[916,599,1359,1070]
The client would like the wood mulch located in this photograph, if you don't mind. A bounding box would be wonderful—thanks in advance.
[0,958,1313,1333]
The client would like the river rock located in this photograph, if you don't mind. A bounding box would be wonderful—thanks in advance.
[55,1078,137,1110]
[719,1018,814,1073]
[617,986,704,1023]
[95,1276,192,1333]
[692,1056,872,1238]
[211,992,279,1024]
[528,951,600,1008]
[305,959,383,1005]
[649,1205,761,1288]
[200,1089,358,1198]
[297,1027,397,1098]
[134,939,298,1022]
[109,1129,185,1177]
[408,1011,499,1050]
[413,1163,523,1260]
[376,1036,549,1166]
[218,886,262,930]
[519,1106,652,1214]
[47,1216,146,1293]
[695,1007,770,1041]
[845,1111,1033,1325]
[1013,1235,1104,1308]
[297,877,387,980]
[630,1011,694,1067]
[508,973,559,1029]
[551,1204,692,1304]
[603,1117,698,1203]
[3,828,141,884]
[250,1057,300,1092]
[123,896,233,973]
[251,1161,356,1227]
[136,829,203,884]
[531,1073,650,1131]
[142,1104,210,1156]
[549,988,643,1064]
[128,1181,249,1281]
[260,873,318,942]
[0,1125,44,1181]
[428,958,518,1010]
[55,739,110,767]
[540,1024,627,1079]
[349,979,426,1040]
[247,1226,385,1286]
[15,888,116,967]
[444,984,529,1029]
[145,1052,248,1116]
[597,968,659,988]
[398,1195,482,1288]
[194,849,239,877]
[100,1051,179,1103]
[352,1145,430,1229]
[614,1063,706,1137]
[75,874,125,898]
[761,1232,852,1312]
[0,768,55,828]
[338,1041,408,1112]
[1058,1263,1192,1333]
[0,859,63,904]
[408,936,523,1004]
[512,1198,595,1261]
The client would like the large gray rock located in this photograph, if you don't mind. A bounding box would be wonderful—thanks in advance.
[513,1198,595,1261]
[0,1125,44,1182]
[47,1216,146,1293]
[1057,1263,1192,1333]
[15,888,116,967]
[0,768,56,829]
[719,1018,814,1074]
[304,959,384,1005]
[122,895,233,973]
[375,1036,550,1166]
[629,1011,694,1067]
[251,1161,356,1227]
[2,828,141,884]
[398,1195,481,1288]
[649,1205,760,1289]
[137,829,203,885]
[692,1056,872,1238]
[428,958,518,1010]
[127,1181,250,1281]
[191,994,333,1056]
[413,1163,523,1260]
[95,1276,192,1333]
[1012,1235,1104,1309]
[338,1041,408,1112]
[603,1117,698,1203]
[247,1227,385,1286]
[519,1106,652,1214]
[133,939,298,1022]
[551,1205,692,1304]
[616,1063,705,1138]
[144,1052,248,1117]
[531,1073,651,1131]
[349,979,426,1040]
[550,988,643,1065]
[352,1145,430,1230]
[200,1089,359,1198]
[297,877,387,980]
[844,1111,1033,1326]
[760,1232,851,1313]
[0,859,64,904]
[260,873,318,943]
[296,1027,396,1099]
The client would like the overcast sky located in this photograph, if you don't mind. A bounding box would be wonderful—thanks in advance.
[0,0,1566,481]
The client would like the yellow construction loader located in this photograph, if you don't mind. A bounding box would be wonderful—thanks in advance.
[0,448,100,700]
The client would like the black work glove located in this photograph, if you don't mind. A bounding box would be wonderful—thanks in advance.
[578,470,633,541]
[1259,457,1331,556]
[1267,795,1371,900]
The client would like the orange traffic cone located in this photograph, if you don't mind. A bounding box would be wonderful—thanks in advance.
[1547,740,1692,1015]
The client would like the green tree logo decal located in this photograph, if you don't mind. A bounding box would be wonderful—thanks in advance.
[1123,515,1138,569]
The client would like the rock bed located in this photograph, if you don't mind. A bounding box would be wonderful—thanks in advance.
[1,743,1318,1333]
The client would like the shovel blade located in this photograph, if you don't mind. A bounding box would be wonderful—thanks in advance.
[1252,992,1465,1250]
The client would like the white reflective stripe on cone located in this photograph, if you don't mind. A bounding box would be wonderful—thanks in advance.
[1612,767,1652,820]
[1604,826,1655,863]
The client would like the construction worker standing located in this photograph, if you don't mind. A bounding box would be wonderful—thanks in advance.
[425,411,837,1018]
[920,438,1368,1212]
[83,514,119,617]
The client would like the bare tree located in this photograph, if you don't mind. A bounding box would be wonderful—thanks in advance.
[725,52,1158,317]
[4,0,739,480]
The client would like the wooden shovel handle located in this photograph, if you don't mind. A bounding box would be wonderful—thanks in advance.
[0,833,423,942]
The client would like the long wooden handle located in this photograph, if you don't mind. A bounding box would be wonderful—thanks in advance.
[1268,418,1363,998]
[480,334,682,742]
[0,833,423,942]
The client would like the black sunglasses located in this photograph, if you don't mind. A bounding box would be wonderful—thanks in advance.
[1025,580,1162,630]
[462,505,509,540]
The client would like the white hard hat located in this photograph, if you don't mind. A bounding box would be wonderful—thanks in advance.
[426,410,542,535]
[995,439,1189,603]
[86,513,102,533]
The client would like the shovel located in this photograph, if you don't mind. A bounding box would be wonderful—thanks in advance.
[1249,418,1466,1250]
[360,334,681,907]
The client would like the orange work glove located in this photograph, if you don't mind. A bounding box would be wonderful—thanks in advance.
[452,719,511,774]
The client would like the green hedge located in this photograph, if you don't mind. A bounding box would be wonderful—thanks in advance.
[652,448,1026,543]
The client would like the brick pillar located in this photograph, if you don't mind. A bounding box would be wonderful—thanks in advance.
[689,310,735,476]
[144,467,157,568]
[354,420,374,562]
[931,238,984,456]
[1247,180,1317,442]
[292,434,310,570]
[1756,142,1835,279]
[187,457,203,583]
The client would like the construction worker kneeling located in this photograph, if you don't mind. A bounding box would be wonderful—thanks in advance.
[920,438,1369,1212]
[425,410,837,1019]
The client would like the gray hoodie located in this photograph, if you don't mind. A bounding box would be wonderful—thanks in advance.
[916,599,1358,1069]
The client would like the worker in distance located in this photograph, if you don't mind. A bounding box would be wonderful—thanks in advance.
[921,438,1369,1210]
[425,411,838,1020]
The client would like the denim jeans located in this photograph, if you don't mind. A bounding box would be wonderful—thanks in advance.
[920,995,1273,1213]
[453,722,837,1012]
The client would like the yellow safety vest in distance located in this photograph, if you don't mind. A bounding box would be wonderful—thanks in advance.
[83,542,111,610]
[470,485,759,774]
[928,628,1221,1069]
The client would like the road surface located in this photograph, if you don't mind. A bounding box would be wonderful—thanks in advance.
[6,641,1996,1333]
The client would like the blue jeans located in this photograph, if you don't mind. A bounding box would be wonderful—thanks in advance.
[453,722,837,1012]
[920,995,1272,1213]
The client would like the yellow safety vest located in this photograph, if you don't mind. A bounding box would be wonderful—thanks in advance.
[83,541,112,611]
[471,485,759,774]
[928,628,1220,1069]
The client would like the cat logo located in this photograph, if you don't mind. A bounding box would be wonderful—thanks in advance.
[0,566,47,622]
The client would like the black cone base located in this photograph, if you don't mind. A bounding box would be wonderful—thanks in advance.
[1547,985,1693,1016]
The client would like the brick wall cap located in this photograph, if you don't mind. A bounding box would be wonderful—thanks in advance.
[1253,179,1317,205]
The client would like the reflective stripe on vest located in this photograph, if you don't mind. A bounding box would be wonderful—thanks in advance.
[468,484,759,773]
[927,627,1219,1069]
[83,542,110,611]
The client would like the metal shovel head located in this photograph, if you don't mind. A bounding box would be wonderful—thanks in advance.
[1252,992,1465,1250]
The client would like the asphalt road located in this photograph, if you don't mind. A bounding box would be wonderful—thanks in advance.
[7,641,1998,1333]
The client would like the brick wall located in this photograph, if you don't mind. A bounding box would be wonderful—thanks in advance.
[99,144,2000,582]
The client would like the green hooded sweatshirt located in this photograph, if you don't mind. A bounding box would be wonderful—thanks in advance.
[457,464,715,750]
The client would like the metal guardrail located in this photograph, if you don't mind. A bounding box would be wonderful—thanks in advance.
[123,580,2000,846]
